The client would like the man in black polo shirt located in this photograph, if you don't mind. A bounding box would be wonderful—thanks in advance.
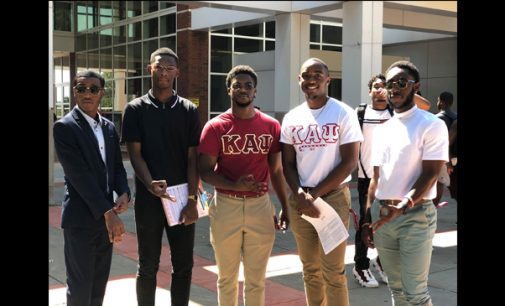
[121,47,201,306]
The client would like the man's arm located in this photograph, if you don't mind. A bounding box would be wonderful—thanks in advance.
[371,160,444,232]
[308,141,360,199]
[281,143,319,218]
[126,142,168,198]
[361,165,380,248]
[180,146,199,225]
[268,151,289,229]
[198,153,265,193]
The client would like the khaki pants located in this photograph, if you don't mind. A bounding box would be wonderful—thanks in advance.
[288,186,351,306]
[209,192,276,306]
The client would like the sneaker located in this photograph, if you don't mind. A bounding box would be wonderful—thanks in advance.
[370,257,388,284]
[352,266,379,288]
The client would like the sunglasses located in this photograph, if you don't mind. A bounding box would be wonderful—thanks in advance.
[385,79,415,90]
[74,85,102,95]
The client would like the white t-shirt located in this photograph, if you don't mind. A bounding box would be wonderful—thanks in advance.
[372,105,449,200]
[281,97,363,187]
[357,105,392,179]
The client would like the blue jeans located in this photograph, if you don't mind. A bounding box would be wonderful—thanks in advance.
[372,199,437,306]
[135,193,195,306]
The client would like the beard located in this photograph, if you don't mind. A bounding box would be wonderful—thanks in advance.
[389,89,415,111]
[233,95,253,108]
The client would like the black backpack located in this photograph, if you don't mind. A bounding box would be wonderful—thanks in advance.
[356,103,393,179]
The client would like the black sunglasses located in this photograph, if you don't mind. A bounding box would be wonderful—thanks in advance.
[74,85,102,95]
[385,79,415,90]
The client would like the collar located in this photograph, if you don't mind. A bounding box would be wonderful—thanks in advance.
[146,89,178,109]
[75,106,102,127]
[394,104,417,119]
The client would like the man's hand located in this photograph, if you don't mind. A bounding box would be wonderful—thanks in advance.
[113,192,130,214]
[104,209,125,244]
[361,223,375,248]
[236,174,268,195]
[371,204,404,233]
[149,180,176,201]
[180,198,199,225]
[295,189,320,218]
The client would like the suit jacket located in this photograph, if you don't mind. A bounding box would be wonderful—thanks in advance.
[53,107,130,228]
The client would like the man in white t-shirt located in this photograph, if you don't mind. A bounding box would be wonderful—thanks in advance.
[353,73,392,288]
[362,61,448,306]
[281,58,363,306]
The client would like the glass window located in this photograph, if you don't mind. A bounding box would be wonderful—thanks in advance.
[76,33,87,51]
[76,2,97,31]
[113,45,126,71]
[143,77,152,94]
[87,32,99,50]
[143,39,159,72]
[100,28,112,48]
[111,1,126,21]
[160,14,176,36]
[322,25,342,45]
[160,2,176,10]
[100,48,113,74]
[211,36,232,73]
[328,79,342,100]
[235,38,262,53]
[310,44,320,50]
[113,25,126,44]
[143,18,158,39]
[310,24,320,43]
[127,78,142,101]
[143,1,158,14]
[76,52,87,73]
[160,36,176,51]
[53,1,72,31]
[127,42,142,78]
[322,45,342,52]
[265,41,275,51]
[265,21,275,38]
[212,28,231,34]
[100,78,114,111]
[127,2,141,18]
[88,51,99,71]
[210,75,229,112]
[99,2,113,26]
[128,21,142,42]
[235,24,261,37]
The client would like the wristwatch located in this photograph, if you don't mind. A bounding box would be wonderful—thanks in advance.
[188,194,197,201]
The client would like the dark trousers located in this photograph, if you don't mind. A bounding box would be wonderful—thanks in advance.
[64,226,113,306]
[354,178,371,270]
[135,194,195,306]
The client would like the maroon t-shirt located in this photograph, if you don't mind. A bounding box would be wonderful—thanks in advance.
[199,110,281,196]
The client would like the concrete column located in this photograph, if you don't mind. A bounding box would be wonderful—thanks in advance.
[342,1,383,107]
[274,13,310,119]
[49,1,54,196]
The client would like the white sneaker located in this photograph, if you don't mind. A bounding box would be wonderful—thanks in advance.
[370,257,388,284]
[352,266,379,288]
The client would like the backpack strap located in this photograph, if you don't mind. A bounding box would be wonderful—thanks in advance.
[356,103,368,179]
[357,103,367,130]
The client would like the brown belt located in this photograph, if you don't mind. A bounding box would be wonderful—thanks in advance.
[219,192,264,200]
[301,183,348,197]
[379,199,402,206]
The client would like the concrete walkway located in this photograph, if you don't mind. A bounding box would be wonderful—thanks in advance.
[49,162,457,305]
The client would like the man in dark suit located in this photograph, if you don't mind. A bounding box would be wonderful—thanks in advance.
[53,70,130,306]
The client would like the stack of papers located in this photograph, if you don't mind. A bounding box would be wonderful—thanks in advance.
[161,183,209,226]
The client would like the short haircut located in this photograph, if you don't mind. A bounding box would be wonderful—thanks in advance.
[226,65,258,88]
[439,91,454,105]
[385,60,420,83]
[368,73,386,90]
[73,70,105,88]
[150,47,179,65]
[302,57,329,75]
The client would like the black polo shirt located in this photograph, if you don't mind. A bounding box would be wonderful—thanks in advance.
[121,90,200,194]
